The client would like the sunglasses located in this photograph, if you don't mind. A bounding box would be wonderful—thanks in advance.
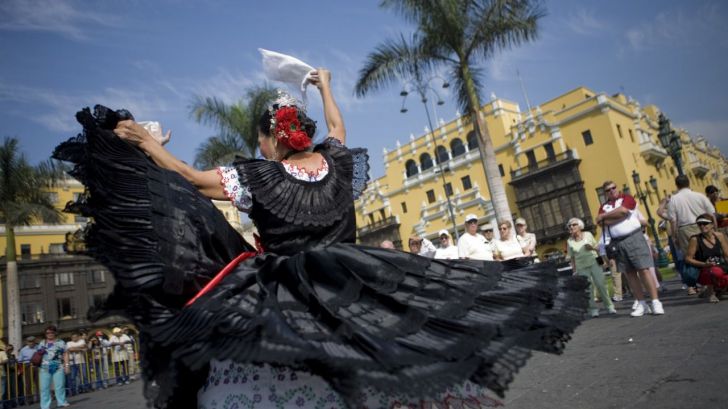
[605,186,617,192]
[466,220,478,224]
[483,229,493,233]
[697,222,712,226]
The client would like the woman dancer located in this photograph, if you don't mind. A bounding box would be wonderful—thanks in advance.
[54,69,586,408]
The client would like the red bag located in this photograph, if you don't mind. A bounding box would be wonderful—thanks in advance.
[30,349,44,367]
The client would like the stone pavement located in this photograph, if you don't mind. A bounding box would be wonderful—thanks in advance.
[35,277,726,409]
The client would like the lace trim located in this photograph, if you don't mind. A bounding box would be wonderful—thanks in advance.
[281,157,329,181]
[217,166,252,212]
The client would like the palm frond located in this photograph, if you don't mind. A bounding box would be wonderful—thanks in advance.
[193,134,245,170]
[450,63,485,114]
[0,137,63,226]
[355,33,439,98]
[467,0,545,60]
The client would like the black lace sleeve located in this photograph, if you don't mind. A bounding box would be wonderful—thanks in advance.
[318,137,370,199]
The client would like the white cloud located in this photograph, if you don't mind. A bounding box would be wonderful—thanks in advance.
[624,3,727,50]
[0,0,120,40]
[565,8,606,35]
[0,82,172,132]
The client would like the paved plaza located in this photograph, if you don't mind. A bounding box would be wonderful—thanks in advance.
[32,276,726,409]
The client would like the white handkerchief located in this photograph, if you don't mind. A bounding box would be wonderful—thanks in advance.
[259,48,315,96]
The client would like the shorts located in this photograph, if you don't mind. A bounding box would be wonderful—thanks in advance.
[613,230,654,273]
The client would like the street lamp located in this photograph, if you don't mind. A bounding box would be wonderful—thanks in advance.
[632,170,669,267]
[400,76,460,241]
[657,113,684,176]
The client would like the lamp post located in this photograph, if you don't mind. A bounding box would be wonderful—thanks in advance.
[657,113,684,176]
[400,76,460,241]
[632,170,669,267]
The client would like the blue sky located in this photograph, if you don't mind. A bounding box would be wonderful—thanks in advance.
[2,0,727,178]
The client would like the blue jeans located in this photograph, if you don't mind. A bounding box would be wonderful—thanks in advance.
[39,367,67,409]
[67,363,88,395]
[91,360,106,389]
[113,361,128,384]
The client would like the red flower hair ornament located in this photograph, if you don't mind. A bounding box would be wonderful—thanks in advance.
[272,106,312,151]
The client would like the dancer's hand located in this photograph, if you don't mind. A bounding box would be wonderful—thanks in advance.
[114,120,169,147]
[307,68,331,90]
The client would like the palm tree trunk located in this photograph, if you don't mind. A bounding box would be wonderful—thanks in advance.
[460,65,513,224]
[4,225,21,349]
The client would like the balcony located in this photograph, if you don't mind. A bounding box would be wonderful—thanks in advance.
[688,158,710,177]
[639,138,668,165]
[357,215,399,236]
[510,150,579,182]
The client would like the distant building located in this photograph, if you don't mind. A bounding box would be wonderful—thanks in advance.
[355,87,728,258]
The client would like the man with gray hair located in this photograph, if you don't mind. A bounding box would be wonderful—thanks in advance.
[457,214,492,260]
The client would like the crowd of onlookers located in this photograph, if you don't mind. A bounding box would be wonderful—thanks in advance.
[382,175,728,319]
[0,325,138,409]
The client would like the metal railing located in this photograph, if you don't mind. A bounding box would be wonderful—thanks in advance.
[0,342,140,406]
[510,150,576,179]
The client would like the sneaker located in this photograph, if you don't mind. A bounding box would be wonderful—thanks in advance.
[607,306,617,314]
[612,296,623,302]
[651,300,665,315]
[631,300,639,310]
[630,302,646,317]
[687,287,697,295]
[59,403,71,408]
[590,309,599,318]
[681,284,687,290]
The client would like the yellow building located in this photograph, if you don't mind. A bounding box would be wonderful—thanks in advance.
[355,87,728,258]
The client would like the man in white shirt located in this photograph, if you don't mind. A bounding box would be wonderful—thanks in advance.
[457,214,492,260]
[66,332,88,395]
[434,230,459,259]
[666,175,716,252]
[109,327,131,385]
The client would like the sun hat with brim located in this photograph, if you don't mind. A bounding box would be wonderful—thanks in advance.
[464,214,479,223]
[438,229,451,237]
[696,217,713,224]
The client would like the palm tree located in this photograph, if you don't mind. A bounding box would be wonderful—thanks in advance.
[355,0,544,223]
[191,85,278,169]
[0,137,62,347]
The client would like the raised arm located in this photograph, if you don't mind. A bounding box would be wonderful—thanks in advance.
[113,120,226,200]
[308,69,346,144]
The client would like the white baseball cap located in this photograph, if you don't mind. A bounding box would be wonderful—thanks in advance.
[464,214,479,223]
[480,223,494,232]
[515,217,527,226]
[438,229,450,237]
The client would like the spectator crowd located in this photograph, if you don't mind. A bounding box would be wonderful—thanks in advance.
[382,176,728,319]
[0,325,139,409]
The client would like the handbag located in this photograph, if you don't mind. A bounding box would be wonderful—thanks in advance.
[30,349,44,367]
[602,228,619,260]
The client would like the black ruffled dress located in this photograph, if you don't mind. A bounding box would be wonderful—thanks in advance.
[53,106,588,409]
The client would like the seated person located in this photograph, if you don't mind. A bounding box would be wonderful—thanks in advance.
[685,213,728,303]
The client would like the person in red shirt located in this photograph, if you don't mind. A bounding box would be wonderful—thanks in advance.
[596,180,664,317]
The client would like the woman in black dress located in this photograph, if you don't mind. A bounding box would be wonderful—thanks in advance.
[54,68,587,408]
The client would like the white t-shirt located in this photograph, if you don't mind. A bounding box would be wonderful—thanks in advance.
[666,188,715,227]
[599,194,642,238]
[418,238,437,258]
[494,237,525,260]
[67,339,86,364]
[516,233,537,255]
[109,334,131,362]
[457,233,493,260]
[434,245,459,260]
